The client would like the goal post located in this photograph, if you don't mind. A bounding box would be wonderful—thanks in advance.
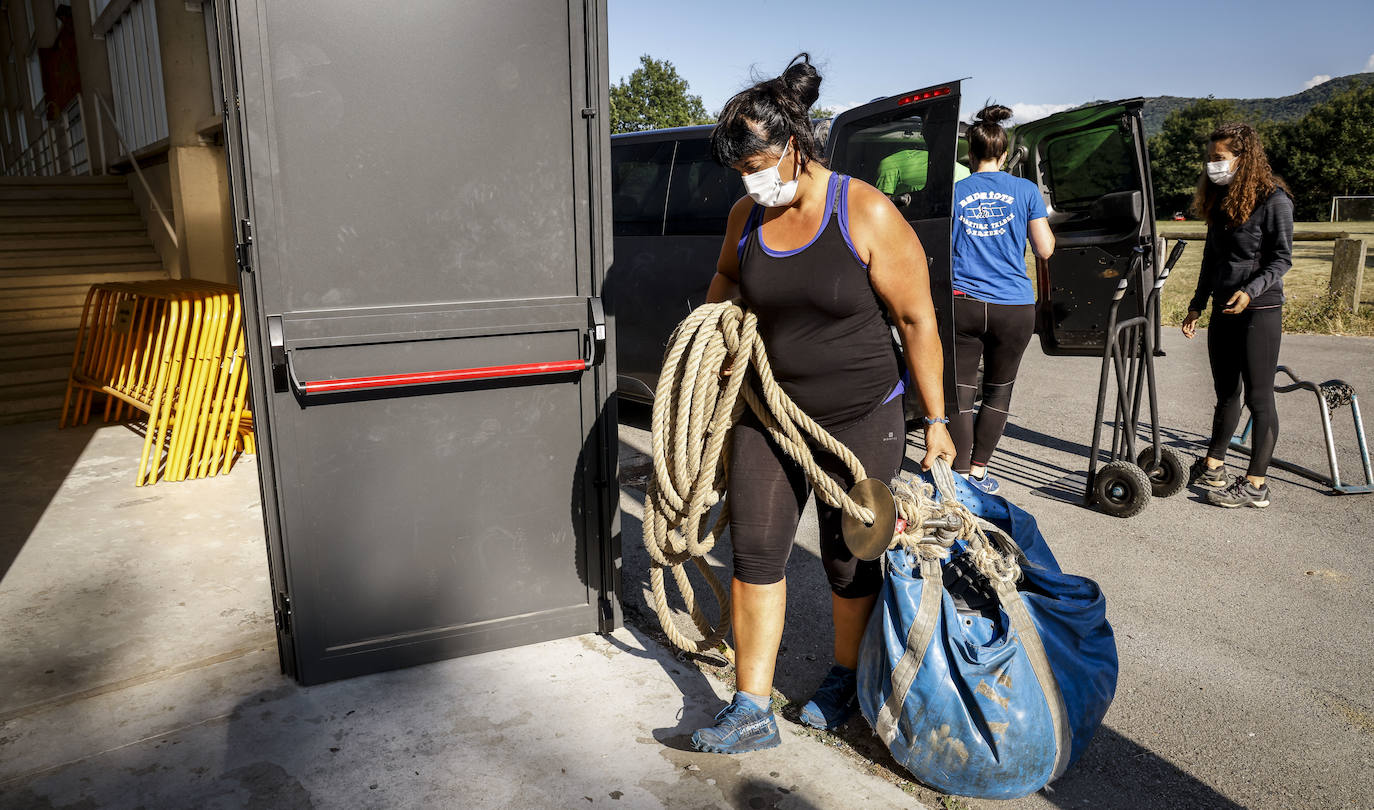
[1331,195,1374,222]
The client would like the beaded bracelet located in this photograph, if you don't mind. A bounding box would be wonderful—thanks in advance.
[923,416,950,426]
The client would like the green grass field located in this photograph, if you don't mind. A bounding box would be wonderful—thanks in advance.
[1157,220,1374,336]
[1024,222,1374,336]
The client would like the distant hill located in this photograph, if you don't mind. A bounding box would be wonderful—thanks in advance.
[1101,73,1374,138]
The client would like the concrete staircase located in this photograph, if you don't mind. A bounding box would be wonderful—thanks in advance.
[0,176,169,424]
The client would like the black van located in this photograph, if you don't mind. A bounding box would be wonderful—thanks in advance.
[605,83,1157,408]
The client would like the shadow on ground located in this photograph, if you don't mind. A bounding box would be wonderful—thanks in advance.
[0,420,95,582]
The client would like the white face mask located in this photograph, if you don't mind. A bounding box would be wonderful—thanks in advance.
[742,141,800,207]
[1206,159,1236,186]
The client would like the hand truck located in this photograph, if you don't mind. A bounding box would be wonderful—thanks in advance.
[1083,240,1189,517]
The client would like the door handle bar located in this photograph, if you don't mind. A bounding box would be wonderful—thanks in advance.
[290,358,589,396]
[267,308,603,399]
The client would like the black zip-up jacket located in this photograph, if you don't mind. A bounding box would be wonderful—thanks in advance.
[1188,187,1294,312]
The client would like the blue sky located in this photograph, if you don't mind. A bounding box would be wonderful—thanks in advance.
[607,0,1374,123]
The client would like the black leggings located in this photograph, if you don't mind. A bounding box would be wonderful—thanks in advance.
[727,397,905,598]
[949,295,1036,473]
[1207,306,1282,476]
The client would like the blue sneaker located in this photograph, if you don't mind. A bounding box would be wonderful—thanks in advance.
[966,469,1000,494]
[690,696,781,754]
[798,665,858,730]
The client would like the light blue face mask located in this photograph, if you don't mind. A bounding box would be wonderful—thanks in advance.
[742,141,799,207]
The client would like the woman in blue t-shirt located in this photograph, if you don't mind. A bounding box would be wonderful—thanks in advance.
[949,104,1055,493]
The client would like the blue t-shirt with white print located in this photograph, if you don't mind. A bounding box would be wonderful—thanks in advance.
[951,172,1048,305]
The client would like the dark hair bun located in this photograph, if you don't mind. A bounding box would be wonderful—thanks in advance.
[975,104,1013,125]
[780,53,822,111]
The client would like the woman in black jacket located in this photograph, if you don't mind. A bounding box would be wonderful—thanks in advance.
[1181,122,1293,508]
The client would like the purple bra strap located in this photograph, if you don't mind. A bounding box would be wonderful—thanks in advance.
[836,175,868,269]
[736,205,763,262]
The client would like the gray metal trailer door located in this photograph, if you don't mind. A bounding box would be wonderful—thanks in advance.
[216,0,619,685]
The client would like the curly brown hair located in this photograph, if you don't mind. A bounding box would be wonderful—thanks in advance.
[1192,122,1289,228]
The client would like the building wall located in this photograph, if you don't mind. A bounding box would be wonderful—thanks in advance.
[69,0,119,172]
[154,0,234,286]
[2,0,42,169]
[4,0,68,171]
[2,0,235,288]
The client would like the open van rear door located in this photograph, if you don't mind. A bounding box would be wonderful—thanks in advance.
[1009,100,1157,355]
[824,82,963,412]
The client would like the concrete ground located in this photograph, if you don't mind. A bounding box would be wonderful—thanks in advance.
[0,422,922,808]
[2,328,1372,809]
[614,328,1374,810]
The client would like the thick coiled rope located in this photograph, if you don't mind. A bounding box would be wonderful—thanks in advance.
[890,473,1024,585]
[643,301,1021,654]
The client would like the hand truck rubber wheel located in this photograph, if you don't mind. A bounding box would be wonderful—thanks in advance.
[1136,445,1187,498]
[1093,461,1152,518]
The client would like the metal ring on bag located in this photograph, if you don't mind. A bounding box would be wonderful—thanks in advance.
[842,478,898,562]
[921,514,962,547]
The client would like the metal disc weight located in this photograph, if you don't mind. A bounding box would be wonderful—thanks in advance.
[841,478,897,561]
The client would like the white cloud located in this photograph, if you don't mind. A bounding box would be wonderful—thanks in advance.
[1304,74,1332,90]
[1366,53,1374,72]
[1008,102,1075,123]
[823,100,865,117]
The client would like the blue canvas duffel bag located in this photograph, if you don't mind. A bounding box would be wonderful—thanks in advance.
[856,469,1118,799]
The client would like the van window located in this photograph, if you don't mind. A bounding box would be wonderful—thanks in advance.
[1042,126,1136,211]
[665,139,742,236]
[829,108,958,222]
[875,141,931,194]
[612,139,674,236]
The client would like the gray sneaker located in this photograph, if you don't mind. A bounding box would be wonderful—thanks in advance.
[690,697,781,754]
[1189,457,1229,490]
[1207,477,1271,508]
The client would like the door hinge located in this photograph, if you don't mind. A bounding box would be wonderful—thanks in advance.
[274,592,293,635]
[235,219,254,273]
[581,107,598,119]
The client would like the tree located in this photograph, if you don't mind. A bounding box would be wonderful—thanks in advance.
[1268,82,1374,220]
[1147,97,1240,217]
[609,55,714,134]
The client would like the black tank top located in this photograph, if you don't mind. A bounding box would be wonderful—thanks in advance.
[737,173,900,429]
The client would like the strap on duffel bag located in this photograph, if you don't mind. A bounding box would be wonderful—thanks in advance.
[858,464,1115,799]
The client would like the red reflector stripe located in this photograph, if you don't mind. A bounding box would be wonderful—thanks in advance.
[897,87,952,105]
[303,359,588,394]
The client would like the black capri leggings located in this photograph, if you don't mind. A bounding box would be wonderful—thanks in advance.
[949,295,1036,473]
[1207,305,1282,476]
[727,397,905,598]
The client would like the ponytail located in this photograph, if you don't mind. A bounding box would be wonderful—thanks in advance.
[967,103,1013,165]
[710,53,824,171]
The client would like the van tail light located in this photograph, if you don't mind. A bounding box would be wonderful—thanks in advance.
[898,87,952,105]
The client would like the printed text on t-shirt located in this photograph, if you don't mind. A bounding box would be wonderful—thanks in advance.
[958,191,1017,239]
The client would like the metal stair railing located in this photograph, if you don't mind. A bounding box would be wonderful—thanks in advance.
[91,92,178,249]
[3,98,91,178]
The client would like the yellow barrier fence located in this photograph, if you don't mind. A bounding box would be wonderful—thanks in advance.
[60,280,255,486]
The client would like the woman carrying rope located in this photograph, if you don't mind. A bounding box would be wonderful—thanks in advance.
[688,54,955,754]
